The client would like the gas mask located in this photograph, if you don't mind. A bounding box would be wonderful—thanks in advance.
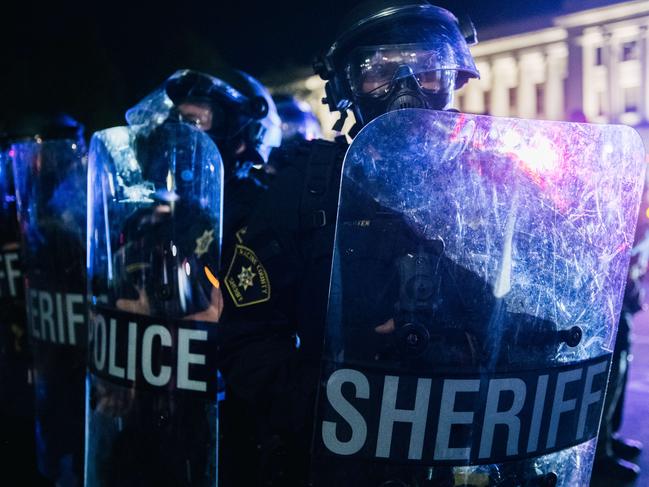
[345,44,458,125]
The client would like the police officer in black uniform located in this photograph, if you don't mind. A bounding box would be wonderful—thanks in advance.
[0,130,33,478]
[86,69,281,487]
[158,69,286,486]
[0,126,54,487]
[592,226,646,482]
[161,69,285,487]
[216,2,487,486]
[8,113,86,487]
[113,68,281,317]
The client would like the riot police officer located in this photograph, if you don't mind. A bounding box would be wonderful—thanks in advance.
[0,129,51,487]
[126,68,282,238]
[592,231,646,482]
[115,68,281,318]
[216,2,481,485]
[146,70,286,487]
[272,94,322,144]
[9,113,86,487]
[85,68,281,487]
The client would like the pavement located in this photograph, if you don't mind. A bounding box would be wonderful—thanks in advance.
[590,308,649,487]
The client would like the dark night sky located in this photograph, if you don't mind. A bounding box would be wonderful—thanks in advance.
[0,0,580,134]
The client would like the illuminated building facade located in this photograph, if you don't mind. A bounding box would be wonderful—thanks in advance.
[459,0,649,128]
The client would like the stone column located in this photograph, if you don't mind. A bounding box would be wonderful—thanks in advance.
[640,24,649,123]
[490,57,510,117]
[517,52,540,119]
[604,31,619,122]
[565,27,584,119]
[545,46,566,121]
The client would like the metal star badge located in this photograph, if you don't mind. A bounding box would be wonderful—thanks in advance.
[237,266,256,291]
[194,229,215,257]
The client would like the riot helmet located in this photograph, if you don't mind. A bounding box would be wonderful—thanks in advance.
[126,69,281,172]
[7,113,86,220]
[273,94,323,143]
[7,112,85,146]
[224,70,282,165]
[314,1,480,132]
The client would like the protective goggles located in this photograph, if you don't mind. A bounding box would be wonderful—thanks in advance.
[346,44,458,97]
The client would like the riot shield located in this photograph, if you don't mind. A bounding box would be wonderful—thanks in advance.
[0,140,40,481]
[310,109,646,487]
[85,121,223,487]
[11,136,87,486]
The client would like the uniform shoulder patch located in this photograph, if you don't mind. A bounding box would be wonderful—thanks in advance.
[224,244,271,307]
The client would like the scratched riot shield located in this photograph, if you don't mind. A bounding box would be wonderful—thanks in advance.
[85,121,223,487]
[11,134,87,486]
[310,109,646,487]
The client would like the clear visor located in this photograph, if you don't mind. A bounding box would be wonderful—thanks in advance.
[347,44,463,97]
[125,87,175,127]
[177,102,216,132]
[125,70,244,132]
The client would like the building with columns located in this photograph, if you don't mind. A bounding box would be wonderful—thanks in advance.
[266,0,649,138]
[460,0,649,128]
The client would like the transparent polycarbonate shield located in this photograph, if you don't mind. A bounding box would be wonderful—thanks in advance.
[311,109,646,487]
[0,141,37,474]
[85,122,223,487]
[11,137,87,486]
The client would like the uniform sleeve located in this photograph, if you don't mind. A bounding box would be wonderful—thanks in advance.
[219,163,305,325]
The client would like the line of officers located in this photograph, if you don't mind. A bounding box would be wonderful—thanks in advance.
[0,1,645,486]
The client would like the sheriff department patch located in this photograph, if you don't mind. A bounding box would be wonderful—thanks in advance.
[224,244,271,307]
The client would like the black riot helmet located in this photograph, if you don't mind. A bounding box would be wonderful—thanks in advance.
[273,94,323,143]
[314,1,480,133]
[126,69,281,171]
[6,112,86,192]
[6,112,85,146]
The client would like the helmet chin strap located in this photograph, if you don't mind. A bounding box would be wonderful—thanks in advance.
[332,110,348,132]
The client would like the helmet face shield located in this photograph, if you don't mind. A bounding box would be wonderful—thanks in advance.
[177,102,216,132]
[346,44,459,97]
